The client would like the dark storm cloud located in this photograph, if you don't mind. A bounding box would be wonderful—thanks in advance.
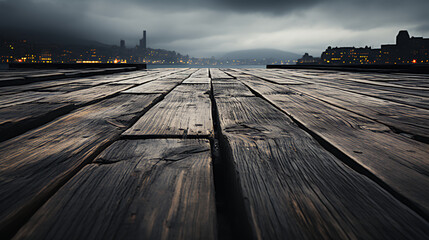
[0,0,89,38]
[128,0,323,14]
[1,0,429,56]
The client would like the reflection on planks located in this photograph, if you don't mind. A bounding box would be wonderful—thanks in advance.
[0,67,428,240]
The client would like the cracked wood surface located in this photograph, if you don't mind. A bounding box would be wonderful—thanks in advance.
[231,72,429,218]
[13,139,216,240]
[1,68,428,240]
[214,95,429,240]
[0,94,160,234]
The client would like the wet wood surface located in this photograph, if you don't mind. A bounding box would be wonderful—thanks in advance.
[0,68,428,240]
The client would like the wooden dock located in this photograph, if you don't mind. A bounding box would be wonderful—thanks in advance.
[0,67,428,239]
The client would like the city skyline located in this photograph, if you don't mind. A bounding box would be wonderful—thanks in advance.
[1,0,428,58]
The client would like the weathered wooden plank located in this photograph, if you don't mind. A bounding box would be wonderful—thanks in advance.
[237,75,429,140]
[240,80,429,216]
[0,77,27,86]
[122,71,195,94]
[191,68,209,78]
[0,72,147,95]
[285,70,429,107]
[113,70,183,85]
[37,84,93,93]
[172,83,211,95]
[38,84,132,105]
[209,68,233,79]
[13,139,217,240]
[0,102,74,142]
[296,77,429,110]
[221,71,292,94]
[212,82,254,97]
[286,71,429,98]
[221,69,254,80]
[289,83,429,140]
[240,69,429,109]
[0,94,161,235]
[320,82,429,109]
[338,74,429,91]
[182,77,211,84]
[383,80,429,88]
[21,72,65,82]
[214,96,429,240]
[0,91,65,108]
[0,79,83,95]
[0,70,61,79]
[123,84,212,138]
[234,69,307,85]
[123,80,182,94]
[0,69,139,87]
[355,73,429,87]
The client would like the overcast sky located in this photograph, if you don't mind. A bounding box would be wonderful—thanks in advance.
[1,0,428,57]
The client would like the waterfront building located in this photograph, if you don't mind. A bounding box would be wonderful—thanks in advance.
[321,30,429,64]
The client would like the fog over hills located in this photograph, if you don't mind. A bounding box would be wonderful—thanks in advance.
[220,49,301,61]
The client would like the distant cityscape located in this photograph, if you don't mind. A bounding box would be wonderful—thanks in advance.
[1,30,428,66]
[0,30,193,65]
[0,30,295,66]
[298,30,429,65]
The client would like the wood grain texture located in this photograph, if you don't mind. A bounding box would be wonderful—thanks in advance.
[122,70,195,94]
[240,79,429,218]
[13,139,217,240]
[235,73,429,139]
[37,84,93,93]
[289,83,429,139]
[215,96,429,240]
[190,68,209,78]
[275,70,429,98]
[0,91,65,108]
[172,83,211,95]
[38,84,132,105]
[236,69,429,109]
[0,102,74,142]
[123,80,182,94]
[182,77,211,84]
[335,74,429,92]
[233,69,308,85]
[288,71,429,109]
[0,94,161,234]
[114,70,183,84]
[212,82,254,97]
[0,71,142,96]
[124,84,213,138]
[209,68,233,79]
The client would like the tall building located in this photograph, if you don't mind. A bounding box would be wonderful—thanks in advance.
[120,40,125,49]
[139,30,147,49]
